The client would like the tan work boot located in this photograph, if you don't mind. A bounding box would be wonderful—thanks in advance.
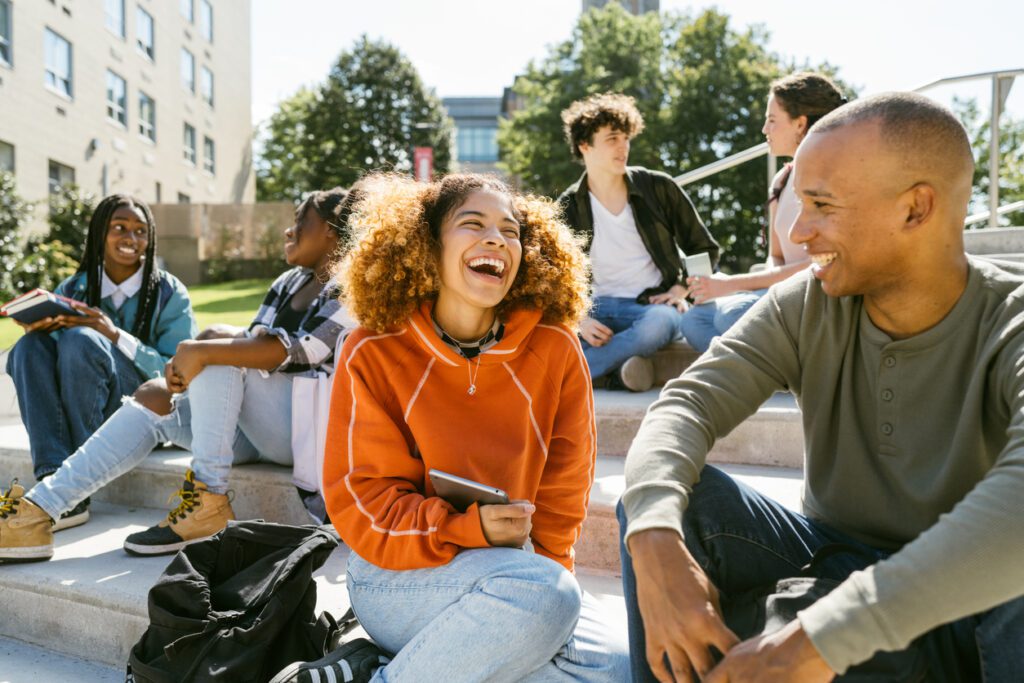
[0,480,55,562]
[122,469,234,556]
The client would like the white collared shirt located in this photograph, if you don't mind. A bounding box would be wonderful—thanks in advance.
[101,268,144,361]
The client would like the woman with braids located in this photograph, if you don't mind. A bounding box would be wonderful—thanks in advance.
[0,187,356,562]
[679,72,848,352]
[4,194,196,529]
[270,174,629,683]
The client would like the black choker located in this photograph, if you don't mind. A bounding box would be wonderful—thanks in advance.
[432,316,505,359]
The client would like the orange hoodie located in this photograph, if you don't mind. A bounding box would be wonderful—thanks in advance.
[323,301,596,572]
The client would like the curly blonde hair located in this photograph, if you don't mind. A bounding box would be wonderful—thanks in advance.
[337,173,590,333]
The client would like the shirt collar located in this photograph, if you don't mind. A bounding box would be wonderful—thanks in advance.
[101,267,144,303]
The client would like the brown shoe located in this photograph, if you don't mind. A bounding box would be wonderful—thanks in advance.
[0,480,55,562]
[122,470,234,556]
[618,355,655,392]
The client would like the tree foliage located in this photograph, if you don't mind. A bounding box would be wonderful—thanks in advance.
[499,5,849,271]
[954,97,1024,227]
[47,183,97,263]
[257,36,453,201]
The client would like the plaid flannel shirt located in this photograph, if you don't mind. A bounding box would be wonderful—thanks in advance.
[249,267,352,376]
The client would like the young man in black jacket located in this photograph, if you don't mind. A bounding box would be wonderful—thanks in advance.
[558,93,719,391]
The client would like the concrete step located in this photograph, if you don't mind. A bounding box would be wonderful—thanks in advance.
[0,635,121,682]
[0,501,628,670]
[594,389,803,468]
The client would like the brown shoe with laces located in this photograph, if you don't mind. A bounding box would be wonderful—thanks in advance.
[122,470,234,556]
[0,480,55,562]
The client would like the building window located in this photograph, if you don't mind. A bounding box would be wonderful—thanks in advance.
[456,126,499,163]
[0,140,14,174]
[105,70,127,126]
[0,1,12,66]
[44,28,73,98]
[180,48,194,93]
[48,160,75,194]
[138,91,156,142]
[203,136,215,174]
[183,123,196,164]
[180,0,193,23]
[200,0,213,42]
[104,0,125,38]
[200,66,213,107]
[177,192,190,204]
[136,7,154,61]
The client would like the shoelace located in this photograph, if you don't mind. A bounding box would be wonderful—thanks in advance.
[0,479,20,520]
[166,477,200,524]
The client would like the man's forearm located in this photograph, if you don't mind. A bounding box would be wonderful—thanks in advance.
[194,335,287,371]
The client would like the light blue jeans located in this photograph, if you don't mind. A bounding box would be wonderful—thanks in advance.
[582,296,680,378]
[678,289,768,353]
[26,365,294,520]
[347,548,630,682]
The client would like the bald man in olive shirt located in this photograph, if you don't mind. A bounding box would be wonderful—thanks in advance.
[619,92,1024,682]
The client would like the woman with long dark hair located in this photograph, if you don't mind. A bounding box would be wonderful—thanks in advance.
[4,194,196,528]
[679,72,848,352]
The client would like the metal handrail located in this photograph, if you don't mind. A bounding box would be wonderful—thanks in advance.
[965,200,1024,226]
[673,68,1022,228]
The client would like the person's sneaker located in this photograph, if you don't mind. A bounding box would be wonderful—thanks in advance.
[0,480,54,563]
[123,470,234,556]
[618,355,655,392]
[269,638,391,683]
[51,497,90,532]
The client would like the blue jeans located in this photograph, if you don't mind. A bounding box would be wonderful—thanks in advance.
[347,548,630,682]
[582,297,680,378]
[678,289,767,353]
[617,466,1023,682]
[6,327,143,479]
[26,365,294,519]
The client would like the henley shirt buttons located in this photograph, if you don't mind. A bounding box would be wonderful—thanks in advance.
[883,356,896,368]
[882,389,894,401]
[881,423,894,436]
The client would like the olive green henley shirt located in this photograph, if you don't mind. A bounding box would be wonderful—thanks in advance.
[622,256,1024,673]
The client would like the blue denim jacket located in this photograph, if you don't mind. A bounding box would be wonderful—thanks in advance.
[55,270,198,379]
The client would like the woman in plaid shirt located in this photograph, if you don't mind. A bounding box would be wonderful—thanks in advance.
[0,187,358,563]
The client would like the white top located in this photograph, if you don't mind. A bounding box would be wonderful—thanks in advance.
[774,176,809,266]
[589,193,662,298]
[100,267,143,360]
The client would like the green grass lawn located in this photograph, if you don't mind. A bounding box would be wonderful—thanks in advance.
[0,278,275,351]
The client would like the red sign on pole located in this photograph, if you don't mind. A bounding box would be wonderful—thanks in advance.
[414,147,434,182]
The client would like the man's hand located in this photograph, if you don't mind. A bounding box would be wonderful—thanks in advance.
[579,317,614,347]
[59,301,120,342]
[686,273,737,305]
[649,284,690,312]
[629,529,739,682]
[166,340,207,391]
[479,500,535,547]
[705,620,835,683]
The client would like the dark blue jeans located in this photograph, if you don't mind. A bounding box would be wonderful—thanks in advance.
[618,466,1023,682]
[6,327,143,478]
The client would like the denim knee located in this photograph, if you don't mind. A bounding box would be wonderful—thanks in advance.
[7,331,54,372]
[636,305,679,345]
[483,560,582,646]
[56,326,113,363]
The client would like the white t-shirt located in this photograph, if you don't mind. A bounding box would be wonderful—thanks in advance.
[589,193,662,298]
[773,174,809,266]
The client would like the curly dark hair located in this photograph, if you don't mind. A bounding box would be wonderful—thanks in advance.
[338,173,590,333]
[561,92,646,160]
[770,72,848,131]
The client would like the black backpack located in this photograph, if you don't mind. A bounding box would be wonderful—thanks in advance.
[126,521,348,683]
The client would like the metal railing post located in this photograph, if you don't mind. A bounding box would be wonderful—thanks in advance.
[989,75,1001,228]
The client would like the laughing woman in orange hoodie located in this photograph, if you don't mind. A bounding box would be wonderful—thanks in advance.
[286,174,629,683]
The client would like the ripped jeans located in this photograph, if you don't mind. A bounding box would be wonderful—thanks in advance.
[26,365,294,521]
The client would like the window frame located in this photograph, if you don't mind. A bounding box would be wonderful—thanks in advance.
[202,136,215,174]
[104,0,126,39]
[0,139,14,174]
[200,65,214,108]
[180,47,195,93]
[44,27,73,99]
[105,69,128,127]
[136,6,155,61]
[48,159,75,194]
[180,0,194,24]
[199,0,213,42]
[0,0,13,67]
[183,123,197,165]
[138,91,156,142]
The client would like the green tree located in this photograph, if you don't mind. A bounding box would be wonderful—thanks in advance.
[954,97,1024,226]
[0,172,35,301]
[499,5,847,270]
[257,37,453,201]
[47,183,97,262]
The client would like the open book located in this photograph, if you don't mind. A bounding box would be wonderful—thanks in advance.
[0,289,85,324]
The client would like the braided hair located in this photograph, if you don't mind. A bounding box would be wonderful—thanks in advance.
[76,194,161,345]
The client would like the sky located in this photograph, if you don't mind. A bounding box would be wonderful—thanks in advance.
[250,0,1024,127]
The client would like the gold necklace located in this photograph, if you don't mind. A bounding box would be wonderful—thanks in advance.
[466,356,481,396]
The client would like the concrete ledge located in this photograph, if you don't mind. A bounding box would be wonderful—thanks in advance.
[963,226,1024,255]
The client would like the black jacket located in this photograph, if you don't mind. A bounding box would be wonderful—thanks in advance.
[557,166,720,301]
